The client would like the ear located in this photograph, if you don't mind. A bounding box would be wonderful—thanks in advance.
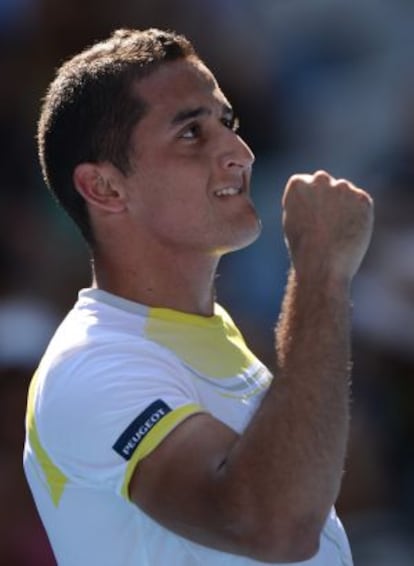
[73,162,126,213]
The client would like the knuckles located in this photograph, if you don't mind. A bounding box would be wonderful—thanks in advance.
[284,170,373,210]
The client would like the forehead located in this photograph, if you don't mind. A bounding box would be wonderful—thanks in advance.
[132,58,230,120]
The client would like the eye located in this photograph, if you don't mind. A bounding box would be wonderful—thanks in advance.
[221,115,240,133]
[180,122,202,140]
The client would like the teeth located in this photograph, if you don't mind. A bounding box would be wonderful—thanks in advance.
[215,187,241,197]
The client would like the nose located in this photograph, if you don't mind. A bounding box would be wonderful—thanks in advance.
[220,132,255,171]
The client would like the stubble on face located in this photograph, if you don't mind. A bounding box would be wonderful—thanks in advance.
[122,58,262,257]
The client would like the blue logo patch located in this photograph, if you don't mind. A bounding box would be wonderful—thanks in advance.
[113,399,172,461]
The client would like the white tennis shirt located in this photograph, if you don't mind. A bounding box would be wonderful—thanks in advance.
[24,288,353,565]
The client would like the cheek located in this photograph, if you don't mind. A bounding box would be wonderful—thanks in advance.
[143,164,211,216]
[139,182,212,240]
[155,195,212,232]
[131,156,216,234]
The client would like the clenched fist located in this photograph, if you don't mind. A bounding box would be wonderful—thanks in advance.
[282,170,374,281]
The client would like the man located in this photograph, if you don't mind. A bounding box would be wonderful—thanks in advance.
[24,28,374,565]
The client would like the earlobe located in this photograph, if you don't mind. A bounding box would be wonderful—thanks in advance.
[73,163,126,213]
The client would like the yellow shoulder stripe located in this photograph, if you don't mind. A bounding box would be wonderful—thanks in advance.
[26,372,68,507]
[146,307,257,378]
[121,403,204,500]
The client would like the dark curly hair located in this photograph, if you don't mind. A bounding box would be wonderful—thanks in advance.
[38,28,197,243]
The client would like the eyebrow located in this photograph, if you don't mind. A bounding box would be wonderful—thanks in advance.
[170,104,234,126]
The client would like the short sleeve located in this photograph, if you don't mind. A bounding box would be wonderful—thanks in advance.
[36,339,205,501]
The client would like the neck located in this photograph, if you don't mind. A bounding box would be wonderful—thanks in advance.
[91,245,221,317]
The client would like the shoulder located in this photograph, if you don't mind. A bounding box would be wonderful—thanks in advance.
[29,335,203,483]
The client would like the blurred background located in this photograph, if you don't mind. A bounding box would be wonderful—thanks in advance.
[1,0,414,564]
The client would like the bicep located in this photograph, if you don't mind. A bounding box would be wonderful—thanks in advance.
[129,411,243,552]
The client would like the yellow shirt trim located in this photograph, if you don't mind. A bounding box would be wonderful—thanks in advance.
[26,372,68,507]
[146,304,257,378]
[121,403,204,500]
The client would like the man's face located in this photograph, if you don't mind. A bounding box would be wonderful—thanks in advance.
[122,57,261,256]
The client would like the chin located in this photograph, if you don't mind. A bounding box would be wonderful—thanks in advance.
[221,217,262,255]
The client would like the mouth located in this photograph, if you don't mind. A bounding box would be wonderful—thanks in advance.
[214,186,243,197]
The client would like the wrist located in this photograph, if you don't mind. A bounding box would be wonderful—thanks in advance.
[289,265,352,296]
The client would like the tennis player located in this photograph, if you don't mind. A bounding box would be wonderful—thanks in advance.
[24,28,373,565]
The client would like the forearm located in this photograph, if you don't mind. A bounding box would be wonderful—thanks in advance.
[273,267,351,510]
[131,171,372,563]
[215,267,352,558]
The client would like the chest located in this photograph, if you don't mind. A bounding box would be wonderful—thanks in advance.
[185,361,273,434]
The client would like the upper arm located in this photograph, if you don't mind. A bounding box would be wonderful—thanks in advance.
[39,343,319,562]
[127,402,321,563]
[128,410,252,556]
